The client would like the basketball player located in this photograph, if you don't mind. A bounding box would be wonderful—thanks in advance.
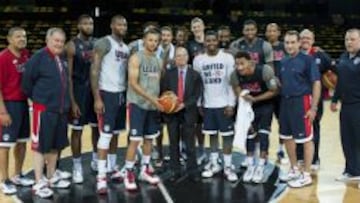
[218,25,232,50]
[65,14,98,183]
[0,27,34,195]
[229,19,274,67]
[124,28,163,191]
[297,29,333,171]
[193,30,238,182]
[22,28,71,198]
[187,17,207,164]
[230,51,278,183]
[265,23,288,164]
[279,31,321,188]
[128,22,158,54]
[154,26,175,167]
[90,15,129,194]
[332,29,360,182]
[175,26,189,47]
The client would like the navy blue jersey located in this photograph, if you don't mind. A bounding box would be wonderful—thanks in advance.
[272,41,286,78]
[72,37,95,86]
[306,47,333,74]
[335,51,360,104]
[280,52,320,97]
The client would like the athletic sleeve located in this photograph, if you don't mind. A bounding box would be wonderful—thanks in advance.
[22,53,40,98]
[263,41,274,63]
[94,37,111,57]
[262,64,278,91]
[307,57,321,83]
[226,55,236,107]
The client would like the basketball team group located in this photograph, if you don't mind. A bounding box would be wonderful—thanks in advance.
[0,14,360,198]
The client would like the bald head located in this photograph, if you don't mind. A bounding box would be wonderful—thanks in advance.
[175,47,189,67]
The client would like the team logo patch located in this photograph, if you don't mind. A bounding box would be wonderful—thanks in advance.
[315,58,321,65]
[354,57,360,65]
[3,134,10,141]
[104,125,110,132]
[131,129,137,136]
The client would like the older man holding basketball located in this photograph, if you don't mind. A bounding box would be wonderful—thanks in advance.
[161,47,202,182]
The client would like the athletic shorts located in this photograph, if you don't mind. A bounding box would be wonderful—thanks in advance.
[97,90,126,135]
[248,104,273,139]
[31,103,69,153]
[70,84,97,130]
[128,103,160,141]
[279,95,313,143]
[203,107,234,136]
[0,101,30,147]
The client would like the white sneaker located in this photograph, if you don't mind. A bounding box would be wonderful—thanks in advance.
[138,164,160,185]
[72,169,83,184]
[201,162,222,178]
[243,165,256,182]
[49,175,71,189]
[252,165,265,183]
[124,169,137,191]
[55,169,72,179]
[1,180,17,195]
[335,173,360,181]
[110,166,126,181]
[32,180,53,198]
[96,176,108,195]
[224,165,238,182]
[288,173,312,188]
[91,160,98,172]
[280,167,301,182]
[11,174,35,186]
[197,153,207,165]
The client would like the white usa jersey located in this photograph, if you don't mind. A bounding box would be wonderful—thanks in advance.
[99,35,129,92]
[193,50,236,108]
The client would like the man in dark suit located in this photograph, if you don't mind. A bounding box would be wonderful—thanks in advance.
[161,47,202,182]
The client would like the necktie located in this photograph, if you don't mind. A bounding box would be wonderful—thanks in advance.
[177,70,184,102]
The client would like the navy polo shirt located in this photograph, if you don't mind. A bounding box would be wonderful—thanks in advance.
[280,52,320,97]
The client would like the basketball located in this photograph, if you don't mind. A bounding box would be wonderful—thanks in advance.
[158,91,178,114]
[322,70,337,89]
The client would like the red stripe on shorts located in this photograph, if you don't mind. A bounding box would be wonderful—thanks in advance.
[31,102,46,150]
[303,95,312,137]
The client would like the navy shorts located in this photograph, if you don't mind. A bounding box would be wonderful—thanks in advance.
[203,108,234,136]
[248,104,273,139]
[0,101,30,147]
[70,84,97,130]
[129,103,160,141]
[31,103,69,153]
[279,95,313,143]
[98,90,126,135]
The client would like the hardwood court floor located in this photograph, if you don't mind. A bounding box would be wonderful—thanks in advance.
[0,101,359,203]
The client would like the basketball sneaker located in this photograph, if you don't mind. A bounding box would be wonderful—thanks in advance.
[288,172,312,188]
[224,165,238,182]
[49,175,71,189]
[55,169,72,180]
[252,165,265,183]
[72,169,83,184]
[32,179,53,198]
[96,175,107,195]
[139,164,160,185]
[1,179,17,195]
[11,174,35,186]
[110,165,126,182]
[124,169,137,191]
[202,161,222,178]
[280,167,301,182]
[243,165,256,182]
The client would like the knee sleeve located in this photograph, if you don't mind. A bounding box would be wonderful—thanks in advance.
[97,132,112,150]
[258,129,270,152]
[222,135,234,149]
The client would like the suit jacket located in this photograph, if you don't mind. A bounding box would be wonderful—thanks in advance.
[161,66,202,123]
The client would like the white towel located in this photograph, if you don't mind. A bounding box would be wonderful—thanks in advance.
[233,90,254,153]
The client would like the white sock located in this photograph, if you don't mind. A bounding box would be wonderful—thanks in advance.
[278,144,284,152]
[259,158,266,166]
[73,157,82,170]
[107,154,117,170]
[210,152,219,164]
[223,154,232,168]
[247,156,254,165]
[98,160,107,176]
[142,155,151,165]
[125,161,135,170]
[92,152,98,162]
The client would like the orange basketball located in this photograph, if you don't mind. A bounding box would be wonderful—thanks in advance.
[322,70,337,89]
[158,91,178,114]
